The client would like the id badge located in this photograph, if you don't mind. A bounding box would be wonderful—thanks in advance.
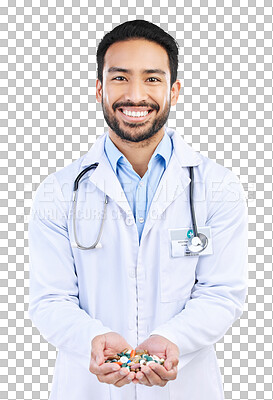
[169,227,213,257]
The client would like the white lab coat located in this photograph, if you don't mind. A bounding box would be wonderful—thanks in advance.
[28,127,248,400]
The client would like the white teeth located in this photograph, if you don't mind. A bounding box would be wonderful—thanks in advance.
[121,109,149,117]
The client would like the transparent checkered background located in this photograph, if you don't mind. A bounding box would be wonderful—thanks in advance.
[0,1,272,399]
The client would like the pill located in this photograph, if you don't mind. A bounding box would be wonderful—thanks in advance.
[130,363,141,370]
[119,356,129,363]
[121,348,129,353]
[104,349,158,371]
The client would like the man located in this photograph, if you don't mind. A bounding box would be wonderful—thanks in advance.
[28,20,248,400]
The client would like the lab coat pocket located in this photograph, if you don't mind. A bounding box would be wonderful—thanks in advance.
[168,346,224,400]
[159,229,198,303]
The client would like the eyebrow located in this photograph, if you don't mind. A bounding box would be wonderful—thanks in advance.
[107,67,167,76]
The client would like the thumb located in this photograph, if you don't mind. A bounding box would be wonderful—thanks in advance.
[165,350,179,371]
[95,354,104,366]
[164,359,173,371]
[91,335,105,365]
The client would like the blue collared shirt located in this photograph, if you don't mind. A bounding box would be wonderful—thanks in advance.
[104,129,173,242]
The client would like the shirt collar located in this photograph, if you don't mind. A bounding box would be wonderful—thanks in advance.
[104,134,125,174]
[104,127,173,174]
[81,127,202,170]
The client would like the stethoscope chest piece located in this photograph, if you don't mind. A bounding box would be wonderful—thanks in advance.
[187,232,208,254]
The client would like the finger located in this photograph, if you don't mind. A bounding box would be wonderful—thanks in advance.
[135,370,151,386]
[97,370,125,384]
[95,367,134,385]
[140,365,164,386]
[114,370,135,387]
[89,359,120,375]
[164,357,178,371]
[149,362,177,381]
[98,369,131,385]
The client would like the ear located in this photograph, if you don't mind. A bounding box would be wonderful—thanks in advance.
[96,79,103,103]
[170,80,181,107]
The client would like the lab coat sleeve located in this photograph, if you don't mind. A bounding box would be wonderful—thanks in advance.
[150,172,248,364]
[28,173,113,370]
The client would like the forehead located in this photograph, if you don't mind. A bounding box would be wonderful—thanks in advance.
[103,39,170,74]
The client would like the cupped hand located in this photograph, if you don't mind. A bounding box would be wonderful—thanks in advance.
[133,334,179,386]
[89,332,136,387]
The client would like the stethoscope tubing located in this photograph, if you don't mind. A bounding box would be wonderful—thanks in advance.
[72,163,108,250]
[72,163,207,253]
[189,166,198,237]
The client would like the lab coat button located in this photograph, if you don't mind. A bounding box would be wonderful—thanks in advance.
[125,217,134,226]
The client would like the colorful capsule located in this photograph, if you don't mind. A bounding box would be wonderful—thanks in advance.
[104,349,166,371]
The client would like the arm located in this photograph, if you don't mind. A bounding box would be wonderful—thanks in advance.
[149,173,248,366]
[28,173,112,370]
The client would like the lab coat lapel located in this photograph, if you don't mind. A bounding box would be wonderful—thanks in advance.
[80,132,133,218]
[141,129,203,242]
[141,153,190,240]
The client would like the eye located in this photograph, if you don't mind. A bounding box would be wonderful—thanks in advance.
[112,76,126,81]
[112,76,160,82]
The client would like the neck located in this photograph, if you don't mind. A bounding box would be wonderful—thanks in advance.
[108,127,165,178]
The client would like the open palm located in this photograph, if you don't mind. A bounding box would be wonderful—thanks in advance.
[99,332,133,361]
[135,335,168,359]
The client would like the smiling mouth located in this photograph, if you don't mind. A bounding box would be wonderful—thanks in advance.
[118,108,154,122]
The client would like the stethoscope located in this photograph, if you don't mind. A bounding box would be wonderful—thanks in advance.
[72,163,208,253]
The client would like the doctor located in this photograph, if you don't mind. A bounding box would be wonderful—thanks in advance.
[28,20,248,400]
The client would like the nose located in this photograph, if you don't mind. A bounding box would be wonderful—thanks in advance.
[124,79,149,103]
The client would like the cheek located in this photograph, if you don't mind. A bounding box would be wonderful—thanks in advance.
[102,90,111,106]
[152,87,169,109]
[160,95,170,110]
[103,86,123,108]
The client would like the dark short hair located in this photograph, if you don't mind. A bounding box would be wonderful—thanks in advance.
[96,19,179,87]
